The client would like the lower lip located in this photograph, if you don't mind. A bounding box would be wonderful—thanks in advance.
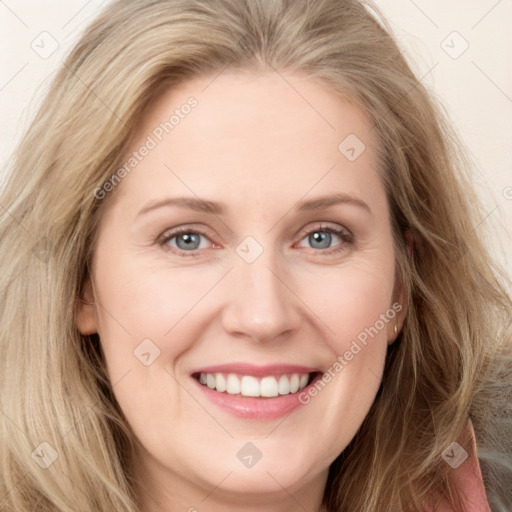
[192,374,320,420]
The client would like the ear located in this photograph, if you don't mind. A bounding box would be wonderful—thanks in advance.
[387,230,413,344]
[75,275,98,335]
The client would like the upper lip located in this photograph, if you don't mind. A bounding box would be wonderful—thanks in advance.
[191,363,321,378]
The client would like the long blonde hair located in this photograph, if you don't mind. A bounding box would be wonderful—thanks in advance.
[1,1,511,511]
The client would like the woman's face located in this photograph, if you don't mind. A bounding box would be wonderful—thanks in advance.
[77,70,406,508]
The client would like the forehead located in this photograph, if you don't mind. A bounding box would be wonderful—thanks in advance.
[112,69,384,215]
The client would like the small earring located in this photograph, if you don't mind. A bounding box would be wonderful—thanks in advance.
[394,323,398,335]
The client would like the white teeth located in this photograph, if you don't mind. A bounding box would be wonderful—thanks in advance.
[260,376,279,397]
[215,372,226,392]
[206,373,216,389]
[278,375,290,395]
[197,372,311,397]
[241,376,260,397]
[289,374,300,393]
[226,374,241,394]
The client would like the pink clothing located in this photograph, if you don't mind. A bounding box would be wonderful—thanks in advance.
[427,419,491,512]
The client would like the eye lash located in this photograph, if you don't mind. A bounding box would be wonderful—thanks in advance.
[157,227,209,258]
[157,223,354,257]
[299,224,354,255]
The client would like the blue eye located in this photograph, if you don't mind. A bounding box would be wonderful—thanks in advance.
[160,229,210,257]
[158,224,353,257]
[296,225,353,253]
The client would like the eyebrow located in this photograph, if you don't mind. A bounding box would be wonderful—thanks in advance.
[136,192,371,218]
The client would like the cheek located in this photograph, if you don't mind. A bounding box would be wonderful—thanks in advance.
[293,255,395,413]
[304,259,395,346]
[94,237,396,377]
[93,256,212,353]
[91,260,196,446]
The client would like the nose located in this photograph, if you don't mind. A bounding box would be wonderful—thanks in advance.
[220,249,303,344]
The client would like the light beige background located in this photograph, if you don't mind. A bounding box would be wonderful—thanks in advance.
[1,0,511,281]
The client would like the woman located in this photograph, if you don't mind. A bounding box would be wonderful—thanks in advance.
[0,1,511,511]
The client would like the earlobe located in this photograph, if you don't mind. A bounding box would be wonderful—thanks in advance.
[74,277,98,335]
[388,235,411,344]
[395,230,413,340]
[388,298,407,345]
[389,279,409,344]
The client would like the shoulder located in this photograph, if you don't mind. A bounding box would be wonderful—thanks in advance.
[427,419,491,512]
[470,341,512,511]
[449,419,491,511]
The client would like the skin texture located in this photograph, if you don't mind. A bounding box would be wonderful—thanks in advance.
[76,69,407,512]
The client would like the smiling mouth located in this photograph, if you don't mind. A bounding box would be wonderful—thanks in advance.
[192,371,321,398]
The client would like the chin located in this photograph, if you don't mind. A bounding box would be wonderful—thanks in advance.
[202,465,310,496]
